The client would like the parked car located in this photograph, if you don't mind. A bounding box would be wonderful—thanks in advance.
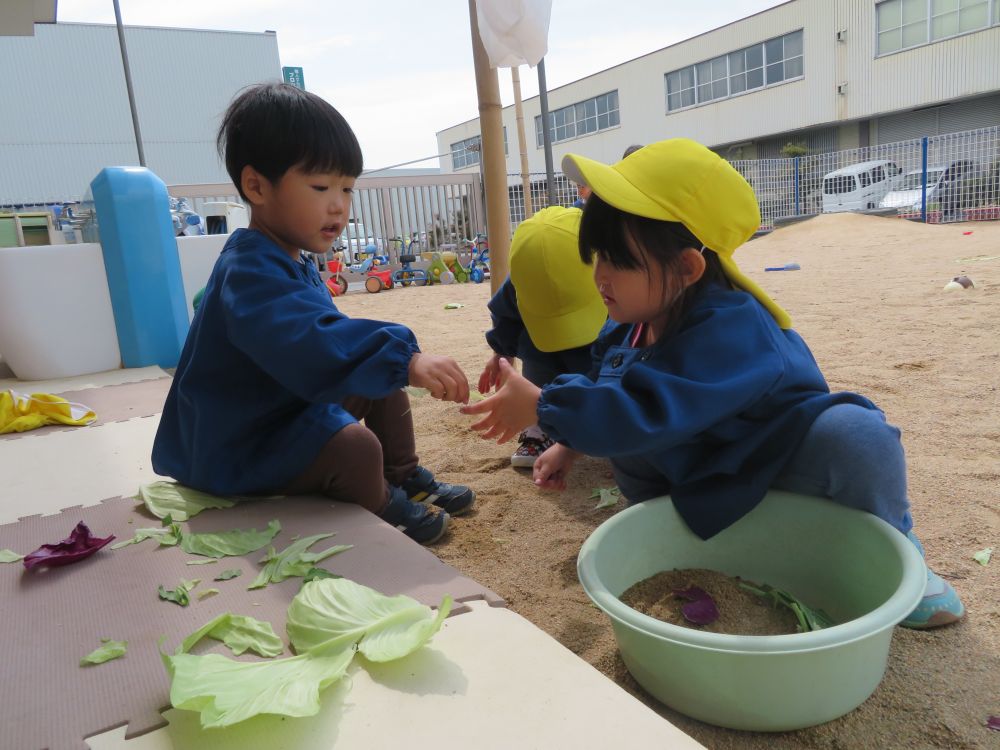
[879,160,978,218]
[821,159,902,213]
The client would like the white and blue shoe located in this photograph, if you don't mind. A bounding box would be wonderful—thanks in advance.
[900,531,965,629]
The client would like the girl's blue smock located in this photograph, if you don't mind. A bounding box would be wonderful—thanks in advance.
[536,284,876,539]
[152,229,419,495]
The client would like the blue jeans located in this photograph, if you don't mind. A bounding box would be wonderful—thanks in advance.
[773,403,913,534]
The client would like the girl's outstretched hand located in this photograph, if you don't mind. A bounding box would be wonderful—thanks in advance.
[478,353,514,394]
[461,358,541,443]
[408,352,470,404]
[533,443,579,491]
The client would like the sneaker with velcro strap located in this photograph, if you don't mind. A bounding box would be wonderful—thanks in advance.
[379,485,449,545]
[401,466,476,516]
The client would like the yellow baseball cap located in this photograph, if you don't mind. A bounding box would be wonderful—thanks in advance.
[510,206,607,352]
[561,138,791,329]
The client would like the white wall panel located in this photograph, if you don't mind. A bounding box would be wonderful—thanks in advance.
[0,23,280,205]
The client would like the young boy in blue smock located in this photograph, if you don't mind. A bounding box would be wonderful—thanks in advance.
[152,83,474,545]
[463,138,964,628]
[479,206,606,467]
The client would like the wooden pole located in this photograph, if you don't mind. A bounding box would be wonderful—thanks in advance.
[468,0,510,293]
[511,66,534,221]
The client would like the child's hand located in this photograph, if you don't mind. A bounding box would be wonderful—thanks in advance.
[478,353,514,394]
[408,352,470,404]
[460,359,540,443]
[533,443,578,491]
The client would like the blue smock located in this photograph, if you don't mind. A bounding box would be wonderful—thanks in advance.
[536,284,876,539]
[485,277,593,379]
[152,229,419,495]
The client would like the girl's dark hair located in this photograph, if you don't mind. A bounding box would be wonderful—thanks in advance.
[217,82,363,200]
[578,194,731,329]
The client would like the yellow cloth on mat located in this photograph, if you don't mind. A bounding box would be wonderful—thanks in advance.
[0,390,97,434]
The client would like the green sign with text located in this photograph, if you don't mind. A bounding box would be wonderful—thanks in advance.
[282,66,305,90]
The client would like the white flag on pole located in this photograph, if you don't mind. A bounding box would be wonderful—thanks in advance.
[475,0,553,68]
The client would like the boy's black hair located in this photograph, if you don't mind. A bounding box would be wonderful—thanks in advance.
[218,82,363,200]
[578,194,731,330]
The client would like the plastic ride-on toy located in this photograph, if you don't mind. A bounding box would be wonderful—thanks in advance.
[390,254,428,287]
[364,264,395,293]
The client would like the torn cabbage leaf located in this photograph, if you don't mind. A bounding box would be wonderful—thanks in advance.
[180,520,281,558]
[80,638,127,666]
[23,521,115,570]
[248,533,351,590]
[138,481,235,521]
[181,613,284,658]
[162,634,355,728]
[159,578,201,606]
[110,523,182,549]
[286,577,451,660]
[0,549,24,563]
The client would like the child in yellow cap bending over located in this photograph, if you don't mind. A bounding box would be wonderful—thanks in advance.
[478,206,606,467]
[462,138,963,629]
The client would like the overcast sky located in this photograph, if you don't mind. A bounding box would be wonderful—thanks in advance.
[58,0,787,171]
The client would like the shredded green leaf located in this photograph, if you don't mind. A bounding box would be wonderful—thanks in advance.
[186,558,218,565]
[180,520,281,558]
[248,534,352,590]
[180,613,284,657]
[138,481,235,521]
[80,638,127,666]
[590,486,621,509]
[214,568,243,581]
[110,523,182,550]
[739,581,835,632]
[973,547,993,566]
[0,549,24,563]
[159,578,201,607]
[196,588,221,600]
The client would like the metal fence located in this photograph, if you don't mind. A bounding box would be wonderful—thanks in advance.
[505,125,1000,231]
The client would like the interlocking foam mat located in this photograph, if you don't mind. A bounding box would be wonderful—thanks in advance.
[0,377,172,441]
[0,494,502,750]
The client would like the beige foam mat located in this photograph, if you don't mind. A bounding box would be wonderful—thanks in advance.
[0,377,172,441]
[0,366,168,395]
[0,494,502,750]
[1,416,162,518]
[85,600,704,750]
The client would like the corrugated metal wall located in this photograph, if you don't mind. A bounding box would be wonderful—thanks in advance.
[0,23,280,206]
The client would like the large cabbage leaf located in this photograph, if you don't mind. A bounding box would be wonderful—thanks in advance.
[286,578,451,661]
[162,634,355,729]
[180,520,281,558]
[138,481,235,521]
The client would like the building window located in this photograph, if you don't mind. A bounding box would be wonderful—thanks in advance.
[451,136,480,170]
[665,29,803,112]
[451,129,508,170]
[534,91,619,148]
[877,0,997,55]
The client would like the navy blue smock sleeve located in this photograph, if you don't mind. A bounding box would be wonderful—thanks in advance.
[220,254,419,404]
[537,301,785,456]
[483,277,525,357]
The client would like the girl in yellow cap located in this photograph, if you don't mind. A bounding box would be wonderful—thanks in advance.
[462,138,963,630]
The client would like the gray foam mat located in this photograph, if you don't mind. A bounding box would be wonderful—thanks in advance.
[0,494,502,750]
[0,377,172,441]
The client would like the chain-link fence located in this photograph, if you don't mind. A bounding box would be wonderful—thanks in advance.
[506,125,1000,231]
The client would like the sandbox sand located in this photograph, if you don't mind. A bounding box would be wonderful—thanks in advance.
[333,213,999,749]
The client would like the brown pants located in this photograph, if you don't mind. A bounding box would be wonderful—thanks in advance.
[281,390,418,515]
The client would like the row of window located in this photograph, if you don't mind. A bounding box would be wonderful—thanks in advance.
[532,91,621,147]
[877,0,1000,55]
[450,129,509,169]
[665,30,804,111]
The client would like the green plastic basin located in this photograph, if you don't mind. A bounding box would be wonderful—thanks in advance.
[577,491,926,731]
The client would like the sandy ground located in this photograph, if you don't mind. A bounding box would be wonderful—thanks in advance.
[334,213,999,750]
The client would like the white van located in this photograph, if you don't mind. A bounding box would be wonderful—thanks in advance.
[821,160,902,213]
